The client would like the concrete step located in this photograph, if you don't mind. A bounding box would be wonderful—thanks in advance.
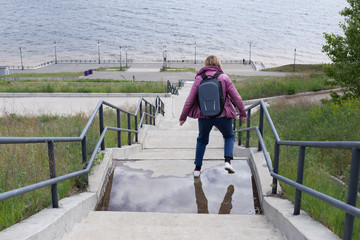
[157,117,198,130]
[143,130,224,149]
[124,148,247,160]
[62,211,286,240]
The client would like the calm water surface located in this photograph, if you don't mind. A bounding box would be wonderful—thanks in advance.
[0,0,347,66]
[97,161,256,214]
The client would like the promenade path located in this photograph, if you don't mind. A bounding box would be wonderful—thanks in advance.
[60,81,286,240]
[9,62,296,81]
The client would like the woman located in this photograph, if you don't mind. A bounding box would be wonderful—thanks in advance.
[179,55,247,177]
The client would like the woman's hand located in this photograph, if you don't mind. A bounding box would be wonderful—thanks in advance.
[179,120,185,126]
[241,117,247,123]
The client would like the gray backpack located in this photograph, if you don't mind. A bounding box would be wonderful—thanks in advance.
[198,72,225,118]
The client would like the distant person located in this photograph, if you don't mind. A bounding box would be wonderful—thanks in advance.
[179,55,247,177]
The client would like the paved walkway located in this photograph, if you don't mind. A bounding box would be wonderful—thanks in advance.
[61,81,286,240]
[9,62,297,82]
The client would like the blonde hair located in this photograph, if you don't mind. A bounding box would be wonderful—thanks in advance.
[204,55,222,69]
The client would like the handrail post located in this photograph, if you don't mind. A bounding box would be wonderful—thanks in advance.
[81,136,87,164]
[47,140,58,208]
[127,113,131,145]
[160,100,164,115]
[162,101,165,115]
[272,142,280,194]
[117,109,121,148]
[246,109,251,148]
[99,104,105,150]
[238,118,242,146]
[155,98,158,114]
[140,101,143,122]
[160,98,163,115]
[150,104,153,125]
[258,105,264,151]
[153,106,156,125]
[343,148,360,240]
[145,102,148,124]
[294,146,306,215]
[135,114,138,142]
[81,136,89,186]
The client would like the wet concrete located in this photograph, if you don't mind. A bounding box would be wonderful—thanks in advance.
[97,160,259,215]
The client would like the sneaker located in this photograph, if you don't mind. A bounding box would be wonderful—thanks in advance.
[193,170,201,178]
[225,162,235,174]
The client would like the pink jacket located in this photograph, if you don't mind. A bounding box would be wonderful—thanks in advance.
[179,65,247,121]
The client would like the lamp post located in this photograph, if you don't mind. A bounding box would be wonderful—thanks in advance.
[119,46,122,70]
[54,41,57,64]
[194,41,197,64]
[97,41,101,64]
[293,48,297,72]
[248,41,252,64]
[19,47,24,70]
[125,47,128,67]
[163,45,167,68]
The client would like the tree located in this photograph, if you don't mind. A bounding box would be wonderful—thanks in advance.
[322,0,360,101]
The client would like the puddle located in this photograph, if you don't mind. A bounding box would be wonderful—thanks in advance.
[97,160,261,215]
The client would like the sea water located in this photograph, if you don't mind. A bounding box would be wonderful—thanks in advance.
[0,0,348,67]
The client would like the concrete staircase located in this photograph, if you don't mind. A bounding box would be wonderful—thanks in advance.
[62,212,284,240]
[61,82,286,240]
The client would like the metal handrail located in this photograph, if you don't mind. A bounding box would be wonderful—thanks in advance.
[0,95,165,207]
[167,80,183,95]
[234,99,360,240]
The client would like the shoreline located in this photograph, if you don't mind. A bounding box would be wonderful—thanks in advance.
[1,56,331,71]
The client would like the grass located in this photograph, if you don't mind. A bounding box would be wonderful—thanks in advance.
[3,72,84,78]
[0,72,166,229]
[0,106,144,230]
[92,66,129,71]
[262,64,324,73]
[233,73,333,100]
[242,98,360,239]
[160,67,197,72]
[0,79,167,93]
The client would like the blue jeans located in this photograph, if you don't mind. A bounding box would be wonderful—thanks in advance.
[194,117,234,167]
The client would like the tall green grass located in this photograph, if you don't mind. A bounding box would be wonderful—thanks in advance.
[3,72,84,78]
[235,74,333,100]
[0,106,143,230]
[243,98,360,238]
[0,80,167,93]
[160,67,197,72]
[93,67,129,71]
[261,64,324,73]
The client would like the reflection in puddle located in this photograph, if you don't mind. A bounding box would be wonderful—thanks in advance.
[97,160,258,215]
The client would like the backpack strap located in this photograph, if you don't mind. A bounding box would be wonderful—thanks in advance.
[200,71,222,80]
[212,72,222,78]
[200,73,208,80]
